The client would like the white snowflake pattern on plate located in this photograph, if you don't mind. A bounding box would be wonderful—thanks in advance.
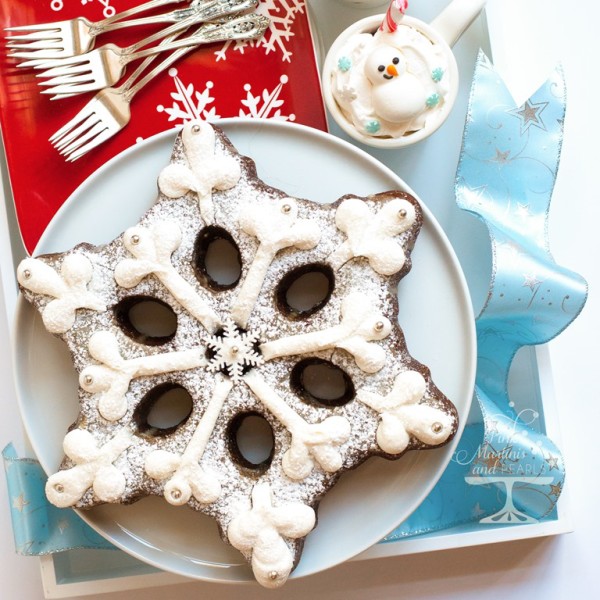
[157,69,294,125]
[214,0,306,62]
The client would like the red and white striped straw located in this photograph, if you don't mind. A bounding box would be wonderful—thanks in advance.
[379,0,409,33]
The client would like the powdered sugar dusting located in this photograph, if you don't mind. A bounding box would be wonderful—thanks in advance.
[17,122,457,587]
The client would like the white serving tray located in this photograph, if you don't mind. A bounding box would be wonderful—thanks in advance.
[30,346,570,598]
[0,1,572,597]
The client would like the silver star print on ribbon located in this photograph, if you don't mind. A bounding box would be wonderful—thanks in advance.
[455,51,587,520]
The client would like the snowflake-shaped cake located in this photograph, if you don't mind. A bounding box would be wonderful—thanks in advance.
[17,121,458,587]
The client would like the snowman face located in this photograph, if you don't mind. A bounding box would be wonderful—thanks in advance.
[365,46,407,84]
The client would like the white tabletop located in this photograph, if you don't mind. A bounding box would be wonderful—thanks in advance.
[1,1,598,598]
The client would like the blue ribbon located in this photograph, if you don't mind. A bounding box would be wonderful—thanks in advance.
[385,51,588,541]
[2,51,589,556]
[2,444,115,554]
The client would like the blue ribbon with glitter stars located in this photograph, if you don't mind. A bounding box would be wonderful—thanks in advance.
[1,51,589,557]
[385,50,587,541]
[2,444,115,554]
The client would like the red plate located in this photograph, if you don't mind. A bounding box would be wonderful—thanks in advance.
[0,0,326,253]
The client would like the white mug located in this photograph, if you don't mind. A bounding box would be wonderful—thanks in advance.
[322,0,486,148]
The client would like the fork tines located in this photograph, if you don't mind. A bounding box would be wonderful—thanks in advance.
[6,20,81,61]
[49,98,113,161]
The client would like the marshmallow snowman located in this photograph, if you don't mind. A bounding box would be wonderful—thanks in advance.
[328,18,454,142]
[365,45,428,128]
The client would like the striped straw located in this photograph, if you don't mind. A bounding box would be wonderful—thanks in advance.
[380,0,409,33]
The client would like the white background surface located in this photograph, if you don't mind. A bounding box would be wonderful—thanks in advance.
[1,0,598,598]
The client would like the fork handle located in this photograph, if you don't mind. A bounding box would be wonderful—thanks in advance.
[129,14,270,61]
[120,28,188,97]
[124,0,259,53]
[126,44,196,100]
[101,0,257,35]
[89,0,188,34]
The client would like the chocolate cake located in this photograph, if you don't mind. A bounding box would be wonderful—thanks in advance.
[17,121,457,587]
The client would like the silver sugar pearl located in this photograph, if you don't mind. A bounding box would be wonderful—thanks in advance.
[231,346,239,354]
[22,269,31,280]
[269,571,278,581]
[432,422,443,434]
[281,203,291,213]
[130,234,140,245]
[374,321,385,332]
[83,375,93,386]
[54,483,64,493]
[191,124,202,134]
[171,489,182,500]
[398,208,408,219]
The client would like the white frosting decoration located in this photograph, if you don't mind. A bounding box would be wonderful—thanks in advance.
[230,198,321,327]
[45,428,132,508]
[206,319,263,382]
[80,331,205,422]
[157,120,241,223]
[330,197,417,275]
[331,25,451,138]
[17,254,105,333]
[227,483,316,588]
[358,370,454,454]
[145,376,232,505]
[114,221,220,332]
[261,292,391,373]
[244,371,350,479]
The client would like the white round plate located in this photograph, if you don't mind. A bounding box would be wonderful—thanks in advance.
[13,119,476,583]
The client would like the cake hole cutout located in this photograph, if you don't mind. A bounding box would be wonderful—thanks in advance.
[276,264,335,319]
[228,412,274,471]
[291,359,355,407]
[194,226,242,290]
[134,383,193,437]
[114,296,177,345]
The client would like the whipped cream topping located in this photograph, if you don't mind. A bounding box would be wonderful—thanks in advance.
[331,23,452,139]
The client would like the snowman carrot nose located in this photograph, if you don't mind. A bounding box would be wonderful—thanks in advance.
[386,64,399,77]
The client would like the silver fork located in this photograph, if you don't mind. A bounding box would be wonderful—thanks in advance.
[5,0,192,61]
[50,13,270,161]
[16,0,257,71]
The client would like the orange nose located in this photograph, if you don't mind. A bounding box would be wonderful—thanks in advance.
[386,64,398,77]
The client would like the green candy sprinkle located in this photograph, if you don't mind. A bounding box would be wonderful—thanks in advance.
[365,120,381,134]
[426,93,440,108]
[338,56,352,72]
[431,67,444,82]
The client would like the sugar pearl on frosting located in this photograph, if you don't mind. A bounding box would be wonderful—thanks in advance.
[398,208,408,219]
[54,483,64,493]
[269,571,278,581]
[171,489,182,500]
[191,124,202,134]
[281,203,291,213]
[431,422,443,434]
[83,375,93,385]
[22,269,31,280]
[130,234,140,245]
[374,321,385,332]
